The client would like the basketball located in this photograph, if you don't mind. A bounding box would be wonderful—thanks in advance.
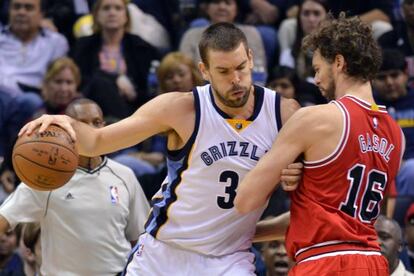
[12,125,79,191]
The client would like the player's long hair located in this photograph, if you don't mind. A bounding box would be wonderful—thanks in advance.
[302,13,382,82]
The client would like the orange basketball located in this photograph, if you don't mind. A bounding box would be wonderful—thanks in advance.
[12,125,79,191]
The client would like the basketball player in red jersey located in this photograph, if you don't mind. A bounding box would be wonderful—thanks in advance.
[235,14,405,275]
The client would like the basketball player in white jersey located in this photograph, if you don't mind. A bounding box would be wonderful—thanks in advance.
[19,23,301,275]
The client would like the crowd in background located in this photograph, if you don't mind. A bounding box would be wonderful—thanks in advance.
[0,0,413,275]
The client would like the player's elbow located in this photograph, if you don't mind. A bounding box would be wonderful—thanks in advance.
[234,195,259,214]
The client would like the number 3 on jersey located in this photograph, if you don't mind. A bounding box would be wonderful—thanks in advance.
[340,164,387,223]
[217,170,239,209]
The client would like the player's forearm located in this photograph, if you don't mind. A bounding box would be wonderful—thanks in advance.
[71,119,102,157]
[234,169,277,214]
[253,212,290,243]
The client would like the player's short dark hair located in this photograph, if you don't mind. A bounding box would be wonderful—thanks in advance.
[380,48,407,72]
[302,13,382,81]
[199,22,248,68]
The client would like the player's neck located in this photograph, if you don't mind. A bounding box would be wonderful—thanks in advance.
[78,156,103,170]
[335,78,374,103]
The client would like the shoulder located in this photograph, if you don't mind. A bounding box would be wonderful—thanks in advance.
[155,91,195,110]
[280,96,300,125]
[138,92,195,122]
[41,28,67,43]
[105,158,137,179]
[289,103,342,131]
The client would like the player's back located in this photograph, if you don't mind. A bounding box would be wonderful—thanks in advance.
[286,95,403,263]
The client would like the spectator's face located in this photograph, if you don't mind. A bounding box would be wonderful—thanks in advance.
[262,240,290,276]
[375,219,401,271]
[300,0,327,35]
[207,0,237,24]
[163,64,194,93]
[268,78,295,99]
[43,67,78,108]
[0,231,18,258]
[405,224,414,249]
[97,0,128,32]
[9,0,42,35]
[403,0,414,27]
[200,42,253,108]
[373,70,408,101]
[312,49,336,100]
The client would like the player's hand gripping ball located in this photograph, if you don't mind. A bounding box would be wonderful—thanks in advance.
[12,125,78,191]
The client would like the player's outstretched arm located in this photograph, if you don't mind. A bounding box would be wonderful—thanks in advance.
[253,212,290,243]
[19,92,194,157]
[235,107,314,214]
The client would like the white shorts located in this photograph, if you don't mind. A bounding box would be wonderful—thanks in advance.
[123,233,256,276]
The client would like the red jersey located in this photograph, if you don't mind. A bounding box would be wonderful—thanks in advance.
[286,95,403,263]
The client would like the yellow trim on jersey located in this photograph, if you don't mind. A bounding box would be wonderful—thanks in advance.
[225,119,252,132]
[398,119,414,128]
[370,103,379,111]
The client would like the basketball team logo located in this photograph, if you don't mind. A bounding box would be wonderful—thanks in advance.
[373,117,378,129]
[110,186,119,205]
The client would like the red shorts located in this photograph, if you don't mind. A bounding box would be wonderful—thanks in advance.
[289,253,389,276]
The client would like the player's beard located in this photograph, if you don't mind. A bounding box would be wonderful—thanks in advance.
[212,83,251,108]
[321,69,336,101]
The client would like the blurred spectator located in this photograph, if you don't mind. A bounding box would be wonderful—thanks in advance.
[179,0,268,84]
[379,0,414,77]
[375,215,414,275]
[373,49,414,196]
[266,65,326,106]
[278,0,328,81]
[0,0,68,96]
[43,0,93,47]
[285,0,393,39]
[405,205,414,271]
[72,0,159,121]
[39,57,82,115]
[127,3,171,51]
[19,223,41,276]
[132,0,182,48]
[157,52,205,94]
[0,226,24,276]
[236,0,283,25]
[260,240,291,276]
[0,99,150,275]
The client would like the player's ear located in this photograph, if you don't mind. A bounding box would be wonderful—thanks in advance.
[248,48,254,70]
[334,54,346,72]
[198,62,210,82]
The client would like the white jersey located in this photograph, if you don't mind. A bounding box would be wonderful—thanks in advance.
[0,157,150,276]
[145,84,282,256]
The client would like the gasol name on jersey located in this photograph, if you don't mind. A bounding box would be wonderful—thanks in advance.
[200,141,266,166]
[358,132,395,162]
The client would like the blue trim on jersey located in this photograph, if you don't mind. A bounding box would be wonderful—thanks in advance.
[275,93,282,131]
[121,235,142,276]
[167,88,201,161]
[145,157,189,237]
[208,85,264,120]
[145,89,201,237]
